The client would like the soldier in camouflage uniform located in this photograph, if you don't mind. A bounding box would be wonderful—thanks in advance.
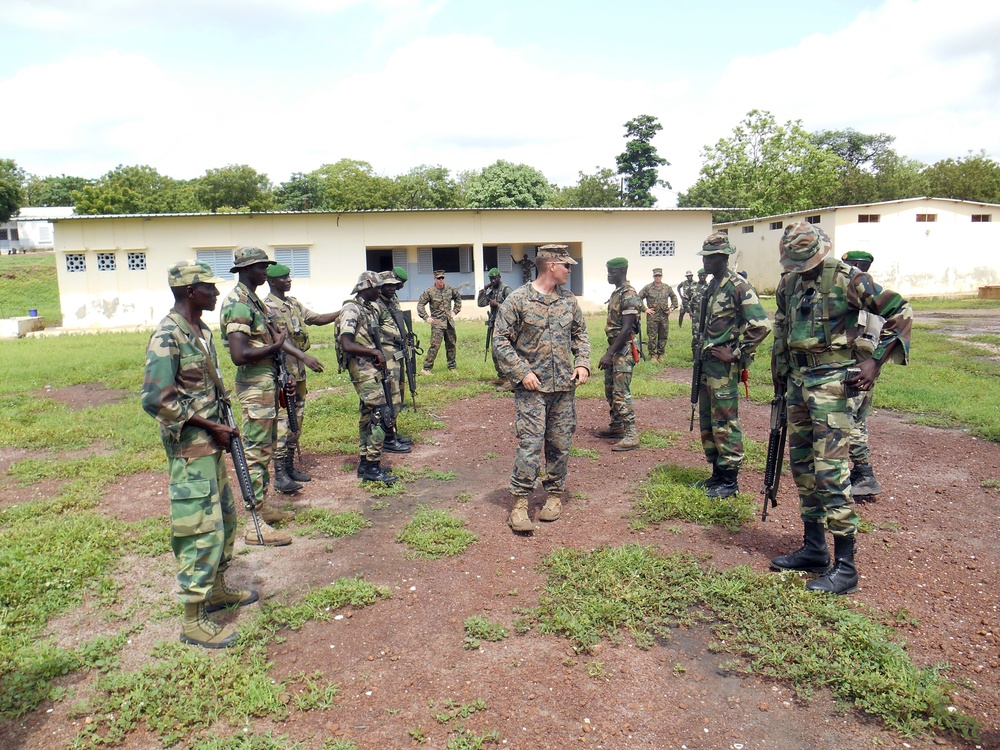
[597,257,641,451]
[493,245,591,532]
[219,247,295,545]
[638,267,679,362]
[693,233,772,498]
[339,271,400,485]
[676,270,696,328]
[142,260,259,649]
[376,268,414,454]
[841,250,884,500]
[418,270,462,373]
[770,222,911,595]
[687,269,709,346]
[264,263,339,491]
[478,267,513,384]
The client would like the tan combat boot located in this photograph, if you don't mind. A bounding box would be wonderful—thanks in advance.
[245,520,292,546]
[596,424,625,439]
[180,602,238,649]
[257,500,295,524]
[538,494,562,522]
[204,572,260,613]
[612,428,640,452]
[507,496,535,532]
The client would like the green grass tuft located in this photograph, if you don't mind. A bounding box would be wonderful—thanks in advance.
[632,463,755,531]
[396,505,477,558]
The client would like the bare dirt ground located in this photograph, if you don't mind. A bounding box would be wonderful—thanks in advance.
[1,347,998,749]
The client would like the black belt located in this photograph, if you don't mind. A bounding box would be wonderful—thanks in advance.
[790,350,853,368]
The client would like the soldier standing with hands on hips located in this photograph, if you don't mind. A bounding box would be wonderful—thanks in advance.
[638,267,679,362]
[418,270,462,374]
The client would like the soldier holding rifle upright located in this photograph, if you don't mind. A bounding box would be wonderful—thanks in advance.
[478,267,513,386]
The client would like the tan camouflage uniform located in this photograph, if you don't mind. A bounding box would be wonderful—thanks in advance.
[638,280,678,356]
[417,283,462,370]
[339,296,390,461]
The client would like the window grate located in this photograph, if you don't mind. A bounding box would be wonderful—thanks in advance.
[66,253,87,273]
[97,252,116,271]
[639,240,675,257]
[127,252,146,271]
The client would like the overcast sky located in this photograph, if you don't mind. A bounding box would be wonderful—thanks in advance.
[3,0,999,205]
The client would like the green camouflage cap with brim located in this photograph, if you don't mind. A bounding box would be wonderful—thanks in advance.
[780,221,832,273]
[652,268,663,276]
[606,257,629,269]
[487,267,501,278]
[537,244,577,265]
[352,270,383,294]
[230,246,275,273]
[266,263,291,278]
[842,250,874,263]
[378,270,403,286]
[697,231,735,256]
[168,260,224,288]
[393,265,409,282]
[433,269,446,279]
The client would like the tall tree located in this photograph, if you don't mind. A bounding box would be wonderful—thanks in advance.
[922,150,1000,204]
[677,110,843,221]
[71,165,198,214]
[812,128,926,204]
[23,174,93,207]
[464,160,552,208]
[308,159,404,210]
[551,167,622,208]
[195,164,274,212]
[616,115,669,207]
[0,159,25,223]
[275,172,322,211]
[395,165,462,208]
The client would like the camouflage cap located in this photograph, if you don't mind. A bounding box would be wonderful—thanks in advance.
[434,270,446,279]
[780,221,832,272]
[352,270,383,293]
[685,270,693,277]
[652,268,663,276]
[537,244,577,265]
[697,231,735,256]
[606,257,629,269]
[487,267,500,278]
[167,260,224,288]
[378,270,401,286]
[266,263,291,278]
[842,250,874,263]
[393,265,409,282]
[230,246,275,272]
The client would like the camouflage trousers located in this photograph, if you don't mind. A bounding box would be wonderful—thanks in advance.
[646,313,670,356]
[698,357,744,471]
[787,371,859,538]
[167,452,237,603]
[848,388,874,464]
[603,349,635,430]
[510,389,577,497]
[385,351,405,416]
[235,377,278,504]
[423,324,457,370]
[354,376,389,461]
[274,384,305,462]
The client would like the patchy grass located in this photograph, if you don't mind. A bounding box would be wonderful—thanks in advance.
[632,464,755,531]
[294,508,370,538]
[396,505,477,559]
[463,616,509,650]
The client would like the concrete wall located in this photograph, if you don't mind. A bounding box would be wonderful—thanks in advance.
[52,208,713,330]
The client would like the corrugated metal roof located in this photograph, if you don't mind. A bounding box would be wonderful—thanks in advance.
[713,196,1000,227]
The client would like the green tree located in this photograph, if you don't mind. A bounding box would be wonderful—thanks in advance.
[616,115,669,207]
[464,160,552,208]
[551,167,622,208]
[0,159,26,223]
[194,164,274,212]
[395,165,462,208]
[677,109,843,221]
[23,174,93,207]
[922,150,1000,203]
[275,172,322,211]
[812,128,926,204]
[71,165,198,215]
[307,159,404,210]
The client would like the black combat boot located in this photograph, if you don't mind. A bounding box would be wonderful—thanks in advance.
[361,461,399,485]
[806,535,858,594]
[706,468,739,498]
[771,521,830,572]
[850,463,882,499]
[395,433,413,445]
[382,431,412,454]
[273,458,303,494]
[286,453,311,483]
[692,464,723,490]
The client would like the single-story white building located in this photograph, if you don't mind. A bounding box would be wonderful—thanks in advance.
[50,207,713,331]
[716,197,1000,295]
[1,207,75,254]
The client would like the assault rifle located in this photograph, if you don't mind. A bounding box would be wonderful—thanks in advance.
[366,304,396,432]
[218,395,265,545]
[761,392,787,522]
[395,308,421,411]
[483,286,500,362]
[689,280,718,431]
[274,348,299,436]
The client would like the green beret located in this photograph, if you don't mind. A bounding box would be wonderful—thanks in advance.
[488,267,500,277]
[697,269,707,276]
[606,257,629,269]
[841,250,874,263]
[266,263,291,278]
[393,265,408,282]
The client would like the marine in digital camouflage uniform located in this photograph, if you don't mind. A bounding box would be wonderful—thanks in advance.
[219,247,295,541]
[597,257,641,451]
[339,271,400,485]
[677,270,696,328]
[770,222,911,595]
[141,260,259,649]
[493,244,591,531]
[638,267,679,361]
[478,267,513,384]
[417,270,462,373]
[693,233,772,499]
[376,268,414,454]
[265,263,338,490]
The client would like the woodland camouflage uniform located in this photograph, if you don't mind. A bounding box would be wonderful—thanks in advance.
[604,276,641,437]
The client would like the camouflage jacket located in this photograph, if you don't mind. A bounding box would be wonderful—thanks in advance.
[339,296,382,385]
[141,311,223,459]
[265,292,321,381]
[417,285,462,328]
[773,261,911,384]
[604,281,641,344]
[220,282,276,384]
[638,281,679,316]
[688,281,709,317]
[677,279,697,311]
[477,282,513,326]
[493,284,591,392]
[375,295,405,356]
[696,270,772,361]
